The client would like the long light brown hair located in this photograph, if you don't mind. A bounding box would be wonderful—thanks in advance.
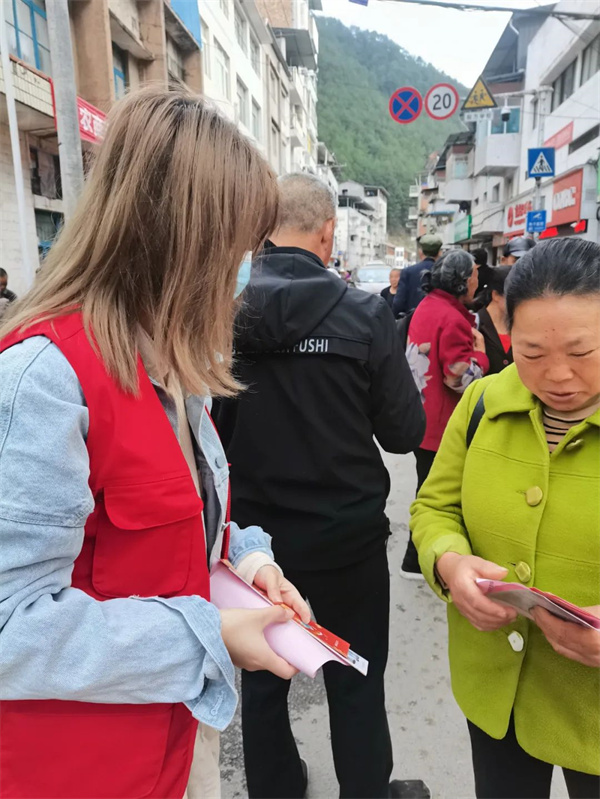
[1,87,279,396]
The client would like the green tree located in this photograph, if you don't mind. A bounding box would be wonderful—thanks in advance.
[317,17,466,233]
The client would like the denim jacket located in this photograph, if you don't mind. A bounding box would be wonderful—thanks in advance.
[0,336,274,731]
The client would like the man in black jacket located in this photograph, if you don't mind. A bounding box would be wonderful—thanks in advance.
[214,174,427,799]
[392,234,442,317]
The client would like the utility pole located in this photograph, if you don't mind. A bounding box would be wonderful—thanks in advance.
[46,0,84,219]
[0,1,35,286]
[533,87,551,217]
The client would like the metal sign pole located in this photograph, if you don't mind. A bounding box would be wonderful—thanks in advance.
[0,3,35,287]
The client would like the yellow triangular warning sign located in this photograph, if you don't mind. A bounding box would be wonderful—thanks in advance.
[462,76,497,110]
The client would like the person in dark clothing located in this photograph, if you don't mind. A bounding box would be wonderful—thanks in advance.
[392,234,442,317]
[0,269,17,322]
[477,266,513,374]
[0,269,17,303]
[213,173,428,799]
[400,250,488,579]
[502,235,536,265]
[381,267,401,311]
[470,248,495,312]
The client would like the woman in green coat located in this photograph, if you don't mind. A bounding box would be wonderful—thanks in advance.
[411,237,600,799]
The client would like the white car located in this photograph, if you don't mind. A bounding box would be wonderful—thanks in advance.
[352,262,390,295]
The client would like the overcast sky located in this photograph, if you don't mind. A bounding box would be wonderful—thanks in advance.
[318,0,538,87]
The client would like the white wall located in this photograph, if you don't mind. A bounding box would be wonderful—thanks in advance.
[0,125,41,295]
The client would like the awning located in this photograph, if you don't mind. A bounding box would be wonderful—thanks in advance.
[273,28,317,70]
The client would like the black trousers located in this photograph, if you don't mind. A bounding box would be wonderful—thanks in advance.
[403,448,437,567]
[415,447,436,493]
[468,718,600,799]
[242,544,393,799]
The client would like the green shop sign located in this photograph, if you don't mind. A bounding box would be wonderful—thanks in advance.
[454,215,472,242]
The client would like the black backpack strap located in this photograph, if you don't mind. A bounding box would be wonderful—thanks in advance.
[466,391,486,449]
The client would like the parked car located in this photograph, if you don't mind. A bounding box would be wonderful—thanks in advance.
[352,262,390,295]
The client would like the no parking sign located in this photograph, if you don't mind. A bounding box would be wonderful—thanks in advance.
[425,83,459,120]
[389,87,423,124]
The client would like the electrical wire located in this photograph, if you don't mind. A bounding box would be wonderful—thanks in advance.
[370,0,600,22]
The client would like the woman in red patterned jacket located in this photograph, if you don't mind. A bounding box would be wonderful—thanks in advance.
[401,250,489,578]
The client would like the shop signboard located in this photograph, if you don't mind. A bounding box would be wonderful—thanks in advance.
[454,215,472,242]
[504,195,534,236]
[544,122,574,151]
[551,169,583,227]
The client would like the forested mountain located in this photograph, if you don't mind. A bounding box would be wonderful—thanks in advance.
[316,17,466,233]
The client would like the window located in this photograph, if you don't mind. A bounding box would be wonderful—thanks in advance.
[112,43,128,100]
[219,0,229,18]
[269,67,278,102]
[506,178,513,199]
[166,36,184,81]
[568,124,600,154]
[492,183,500,203]
[213,38,230,100]
[451,155,468,180]
[490,107,520,134]
[234,8,247,54]
[552,60,577,111]
[6,0,51,75]
[250,35,260,75]
[35,209,63,257]
[581,34,600,85]
[200,18,210,78]
[251,100,261,140]
[236,78,249,127]
[30,146,61,199]
[483,191,488,203]
[270,121,280,172]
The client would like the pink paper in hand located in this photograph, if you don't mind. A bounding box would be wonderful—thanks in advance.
[210,561,351,678]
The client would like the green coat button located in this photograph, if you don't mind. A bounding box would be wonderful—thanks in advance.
[565,439,584,452]
[525,486,543,506]
[515,561,532,582]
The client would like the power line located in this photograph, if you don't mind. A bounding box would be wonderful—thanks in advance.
[374,0,600,21]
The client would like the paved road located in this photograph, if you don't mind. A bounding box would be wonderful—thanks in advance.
[222,451,568,799]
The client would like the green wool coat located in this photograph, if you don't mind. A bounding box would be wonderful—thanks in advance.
[411,364,600,775]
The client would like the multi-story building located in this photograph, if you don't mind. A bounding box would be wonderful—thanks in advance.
[364,185,389,261]
[199,0,319,177]
[408,0,599,262]
[2,0,202,294]
[255,0,320,172]
[2,0,323,296]
[338,180,390,269]
[513,0,599,243]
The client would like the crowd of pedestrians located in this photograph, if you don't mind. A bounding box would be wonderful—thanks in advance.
[0,88,598,799]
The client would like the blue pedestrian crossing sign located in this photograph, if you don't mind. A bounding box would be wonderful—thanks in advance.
[526,210,547,233]
[528,147,555,178]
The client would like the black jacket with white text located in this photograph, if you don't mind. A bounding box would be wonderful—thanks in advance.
[213,246,425,571]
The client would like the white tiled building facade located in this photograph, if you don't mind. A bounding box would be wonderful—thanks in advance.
[198,0,320,177]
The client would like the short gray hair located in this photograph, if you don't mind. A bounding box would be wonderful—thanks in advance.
[423,250,474,297]
[277,173,337,233]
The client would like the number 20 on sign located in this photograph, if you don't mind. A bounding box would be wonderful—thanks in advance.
[425,83,459,121]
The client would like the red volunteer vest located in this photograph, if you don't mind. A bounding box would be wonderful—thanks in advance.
[0,313,222,799]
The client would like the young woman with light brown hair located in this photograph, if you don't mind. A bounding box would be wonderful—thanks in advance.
[0,87,309,799]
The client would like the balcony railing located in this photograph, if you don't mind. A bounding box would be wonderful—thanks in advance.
[444,178,473,204]
[474,133,520,177]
